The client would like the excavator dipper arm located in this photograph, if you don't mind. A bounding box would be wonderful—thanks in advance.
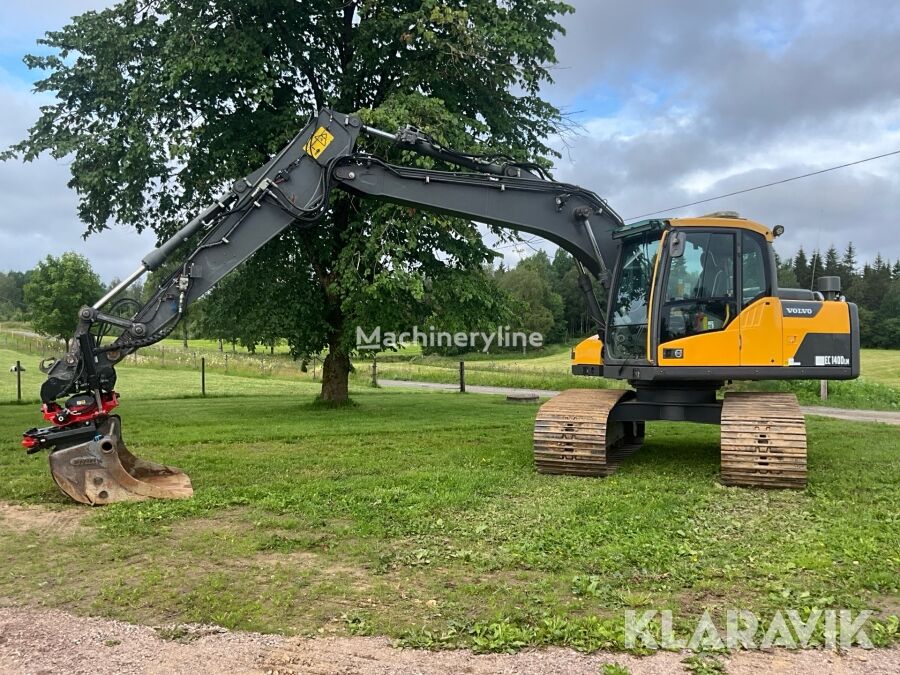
[23,108,623,504]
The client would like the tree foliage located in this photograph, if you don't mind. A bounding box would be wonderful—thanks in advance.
[495,252,560,344]
[22,253,104,348]
[779,242,900,349]
[0,271,30,320]
[5,0,573,401]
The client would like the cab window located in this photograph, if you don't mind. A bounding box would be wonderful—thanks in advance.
[607,236,658,360]
[741,231,770,306]
[660,231,736,342]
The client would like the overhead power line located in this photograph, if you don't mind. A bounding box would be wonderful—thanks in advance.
[624,148,900,222]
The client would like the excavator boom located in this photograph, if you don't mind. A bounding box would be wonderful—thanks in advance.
[24,108,623,504]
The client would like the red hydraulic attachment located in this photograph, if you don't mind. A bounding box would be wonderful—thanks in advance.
[21,391,120,450]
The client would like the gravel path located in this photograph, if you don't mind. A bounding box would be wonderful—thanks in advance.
[0,606,897,675]
[378,380,900,425]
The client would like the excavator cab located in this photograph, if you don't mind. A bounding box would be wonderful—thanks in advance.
[575,213,859,380]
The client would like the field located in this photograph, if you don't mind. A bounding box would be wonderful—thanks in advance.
[0,356,898,652]
[4,329,900,409]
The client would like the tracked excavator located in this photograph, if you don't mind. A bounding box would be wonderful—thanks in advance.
[21,109,860,504]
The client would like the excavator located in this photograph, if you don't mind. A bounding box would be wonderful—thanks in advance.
[21,109,860,504]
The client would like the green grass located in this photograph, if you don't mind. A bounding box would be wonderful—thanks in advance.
[4,329,900,410]
[0,375,897,650]
[0,346,332,404]
[353,359,623,393]
[860,348,900,388]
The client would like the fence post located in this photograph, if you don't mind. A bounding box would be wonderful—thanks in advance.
[371,354,378,387]
[312,355,317,380]
[459,360,466,393]
[820,379,828,401]
[201,357,206,396]
[224,353,228,373]
[16,360,22,403]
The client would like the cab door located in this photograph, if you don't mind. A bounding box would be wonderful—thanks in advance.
[655,229,741,367]
[738,230,782,366]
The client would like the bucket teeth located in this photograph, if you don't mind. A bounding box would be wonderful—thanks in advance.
[533,389,643,476]
[720,392,807,489]
[48,416,193,505]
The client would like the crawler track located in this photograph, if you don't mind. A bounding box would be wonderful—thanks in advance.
[533,389,643,476]
[720,392,807,488]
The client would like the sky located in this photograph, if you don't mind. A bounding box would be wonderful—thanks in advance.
[1,0,899,281]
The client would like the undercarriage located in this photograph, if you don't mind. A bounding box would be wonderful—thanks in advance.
[533,386,807,488]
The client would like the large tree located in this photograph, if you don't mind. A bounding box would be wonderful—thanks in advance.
[23,253,104,348]
[4,0,572,402]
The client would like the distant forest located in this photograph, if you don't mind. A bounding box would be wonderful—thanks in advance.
[2,241,899,350]
[775,243,900,349]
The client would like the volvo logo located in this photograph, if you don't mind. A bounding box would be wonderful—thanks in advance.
[782,302,821,318]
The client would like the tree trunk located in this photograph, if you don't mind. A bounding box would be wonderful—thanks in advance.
[316,196,354,404]
[320,332,351,404]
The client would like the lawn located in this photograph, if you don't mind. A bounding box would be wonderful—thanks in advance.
[0,346,328,404]
[0,364,897,652]
[860,348,900,388]
[4,329,900,409]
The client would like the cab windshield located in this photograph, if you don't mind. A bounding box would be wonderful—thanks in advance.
[607,236,658,360]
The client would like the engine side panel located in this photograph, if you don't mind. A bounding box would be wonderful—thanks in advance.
[573,298,860,381]
[739,297,783,366]
[655,318,741,367]
[782,300,853,368]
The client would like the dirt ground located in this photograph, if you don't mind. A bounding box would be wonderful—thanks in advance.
[0,605,897,675]
[0,503,87,535]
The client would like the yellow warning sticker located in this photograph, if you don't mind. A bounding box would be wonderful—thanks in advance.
[304,126,334,159]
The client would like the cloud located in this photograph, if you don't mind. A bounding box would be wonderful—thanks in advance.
[1,0,898,283]
[537,0,900,265]
[0,0,155,283]
[0,80,156,282]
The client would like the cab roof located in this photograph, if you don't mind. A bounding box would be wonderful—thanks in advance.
[671,216,775,241]
[616,215,775,242]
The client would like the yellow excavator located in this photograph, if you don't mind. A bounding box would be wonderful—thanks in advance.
[539,214,857,487]
[22,109,859,503]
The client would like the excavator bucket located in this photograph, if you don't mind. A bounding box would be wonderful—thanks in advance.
[47,416,193,505]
